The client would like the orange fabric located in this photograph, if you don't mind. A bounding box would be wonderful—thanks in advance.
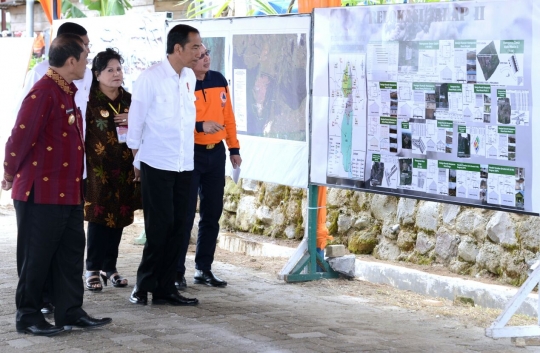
[316,186,333,249]
[298,0,339,13]
[33,32,45,52]
[40,0,62,25]
[194,85,240,149]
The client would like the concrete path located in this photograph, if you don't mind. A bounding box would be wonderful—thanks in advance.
[0,210,536,352]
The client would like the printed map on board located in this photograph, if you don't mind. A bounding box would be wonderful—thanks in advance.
[327,53,367,180]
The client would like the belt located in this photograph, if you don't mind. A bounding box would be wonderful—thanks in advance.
[194,141,223,151]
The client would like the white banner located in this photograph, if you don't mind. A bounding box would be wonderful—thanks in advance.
[54,13,168,93]
[172,16,312,188]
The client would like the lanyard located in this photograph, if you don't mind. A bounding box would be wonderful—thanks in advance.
[108,102,120,115]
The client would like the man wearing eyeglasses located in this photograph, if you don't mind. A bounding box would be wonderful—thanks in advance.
[175,44,242,290]
[11,22,92,316]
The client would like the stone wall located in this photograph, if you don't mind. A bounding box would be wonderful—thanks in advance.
[221,179,540,286]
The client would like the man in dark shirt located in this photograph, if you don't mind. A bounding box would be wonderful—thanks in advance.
[3,34,111,337]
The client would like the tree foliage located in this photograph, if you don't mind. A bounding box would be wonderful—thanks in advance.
[61,0,132,19]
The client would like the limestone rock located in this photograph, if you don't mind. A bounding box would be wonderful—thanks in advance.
[224,178,242,196]
[500,251,527,279]
[352,191,371,212]
[458,237,479,263]
[326,244,346,258]
[219,214,236,231]
[434,228,460,263]
[327,188,348,208]
[522,249,539,268]
[256,206,273,225]
[518,217,540,252]
[223,199,238,213]
[241,179,259,193]
[235,195,257,231]
[272,208,286,226]
[415,202,439,232]
[373,239,401,261]
[471,212,489,242]
[270,225,284,238]
[486,211,516,246]
[476,243,502,275]
[449,260,471,274]
[381,222,398,240]
[286,198,301,221]
[371,195,397,221]
[442,204,460,225]
[284,224,296,239]
[455,210,476,235]
[327,255,356,277]
[353,213,371,230]
[455,209,488,240]
[348,229,379,254]
[263,183,289,207]
[396,198,417,225]
[397,231,416,251]
[416,231,435,255]
[338,214,353,233]
[290,187,304,198]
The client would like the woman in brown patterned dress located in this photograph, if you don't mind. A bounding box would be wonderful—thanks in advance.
[84,48,141,291]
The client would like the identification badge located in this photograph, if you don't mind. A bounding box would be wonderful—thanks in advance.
[116,126,128,144]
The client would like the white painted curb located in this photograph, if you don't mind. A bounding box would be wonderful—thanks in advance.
[218,232,538,317]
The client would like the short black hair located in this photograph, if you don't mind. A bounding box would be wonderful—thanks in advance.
[91,48,124,89]
[49,33,85,67]
[166,24,199,54]
[57,22,87,36]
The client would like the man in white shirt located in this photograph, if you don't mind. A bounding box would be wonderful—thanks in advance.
[13,22,92,317]
[15,22,92,128]
[127,24,203,306]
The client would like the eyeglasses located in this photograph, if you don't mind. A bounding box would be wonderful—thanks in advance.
[84,43,92,50]
[199,50,211,59]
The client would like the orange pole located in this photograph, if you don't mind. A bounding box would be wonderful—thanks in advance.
[298,0,340,14]
[316,186,333,250]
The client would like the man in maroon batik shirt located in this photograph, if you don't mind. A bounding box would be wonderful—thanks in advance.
[3,34,111,337]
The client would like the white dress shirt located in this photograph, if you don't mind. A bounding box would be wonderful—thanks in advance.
[15,60,92,124]
[127,57,196,172]
[14,60,92,178]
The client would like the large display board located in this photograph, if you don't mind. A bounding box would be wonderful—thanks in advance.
[311,0,540,214]
[171,15,312,188]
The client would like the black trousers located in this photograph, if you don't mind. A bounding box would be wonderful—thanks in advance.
[137,162,192,295]
[85,222,123,273]
[177,141,226,274]
[14,191,86,328]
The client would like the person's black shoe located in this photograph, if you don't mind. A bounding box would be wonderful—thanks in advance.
[175,273,187,290]
[41,303,54,315]
[64,315,112,330]
[152,292,199,306]
[194,270,227,287]
[129,285,148,305]
[17,320,64,336]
